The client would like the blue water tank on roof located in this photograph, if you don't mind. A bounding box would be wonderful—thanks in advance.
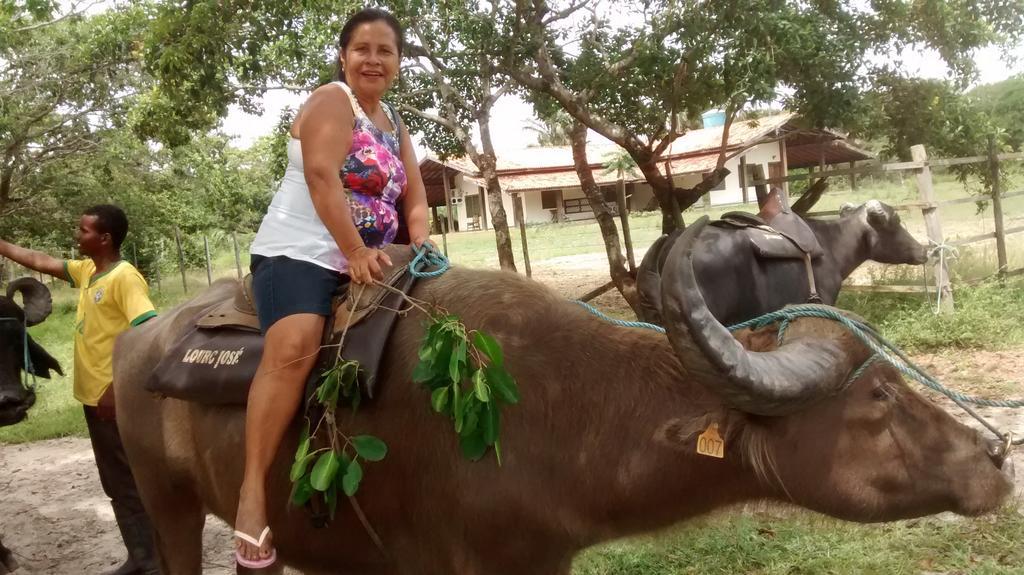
[701,110,726,128]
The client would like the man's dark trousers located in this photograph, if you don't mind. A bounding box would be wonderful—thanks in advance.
[84,406,159,575]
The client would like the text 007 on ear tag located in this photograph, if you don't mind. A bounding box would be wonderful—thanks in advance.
[697,423,725,459]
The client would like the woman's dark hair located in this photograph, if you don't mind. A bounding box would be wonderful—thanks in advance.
[333,8,404,81]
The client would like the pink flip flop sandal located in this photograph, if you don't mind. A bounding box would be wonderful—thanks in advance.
[234,526,278,569]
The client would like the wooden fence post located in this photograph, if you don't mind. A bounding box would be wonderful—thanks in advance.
[155,239,163,292]
[987,135,1008,281]
[441,164,452,256]
[174,227,188,293]
[203,235,213,286]
[739,155,749,204]
[513,194,531,278]
[616,179,636,272]
[751,164,771,208]
[232,232,243,279]
[911,144,953,313]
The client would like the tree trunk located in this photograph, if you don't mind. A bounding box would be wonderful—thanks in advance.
[569,122,640,314]
[476,112,517,271]
[634,158,729,235]
[790,178,830,215]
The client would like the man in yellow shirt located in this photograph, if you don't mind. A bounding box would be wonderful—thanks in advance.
[0,205,158,575]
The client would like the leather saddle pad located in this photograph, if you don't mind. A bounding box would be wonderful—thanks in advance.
[146,245,421,405]
[713,210,823,260]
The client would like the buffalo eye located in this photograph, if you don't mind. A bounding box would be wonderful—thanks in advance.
[871,385,893,401]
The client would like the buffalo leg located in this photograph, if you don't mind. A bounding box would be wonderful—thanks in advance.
[136,480,205,575]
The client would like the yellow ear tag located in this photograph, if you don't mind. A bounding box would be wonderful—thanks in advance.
[697,423,725,459]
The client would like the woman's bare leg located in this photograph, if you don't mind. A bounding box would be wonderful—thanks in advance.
[234,313,325,562]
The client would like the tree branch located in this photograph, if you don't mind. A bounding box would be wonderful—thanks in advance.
[13,0,104,33]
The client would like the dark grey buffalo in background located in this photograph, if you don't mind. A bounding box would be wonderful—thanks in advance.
[0,278,63,426]
[638,200,928,327]
[0,277,62,575]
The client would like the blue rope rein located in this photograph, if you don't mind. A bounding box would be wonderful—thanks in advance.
[573,300,667,333]
[409,244,450,278]
[406,246,1023,410]
[576,301,1024,410]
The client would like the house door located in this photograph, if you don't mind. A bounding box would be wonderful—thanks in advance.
[464,193,482,230]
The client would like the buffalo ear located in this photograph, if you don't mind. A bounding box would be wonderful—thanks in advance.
[26,336,63,379]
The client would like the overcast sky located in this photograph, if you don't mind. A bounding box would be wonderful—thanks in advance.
[221,40,1024,155]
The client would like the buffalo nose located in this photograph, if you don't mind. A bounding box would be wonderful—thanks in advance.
[0,389,25,407]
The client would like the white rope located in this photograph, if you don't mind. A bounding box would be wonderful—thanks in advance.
[927,240,959,314]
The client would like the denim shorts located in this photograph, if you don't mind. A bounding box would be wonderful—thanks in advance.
[250,255,349,333]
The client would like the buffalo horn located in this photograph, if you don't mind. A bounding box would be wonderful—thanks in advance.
[660,217,851,415]
[7,278,53,327]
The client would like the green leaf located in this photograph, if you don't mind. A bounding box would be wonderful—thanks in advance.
[325,480,338,520]
[485,366,520,404]
[448,338,466,383]
[289,452,316,482]
[461,399,480,437]
[460,432,487,461]
[472,331,504,368]
[294,421,310,462]
[483,401,500,445]
[412,360,434,383]
[342,459,363,496]
[453,384,464,431]
[431,387,450,413]
[290,474,314,506]
[310,451,341,492]
[352,435,388,462]
[318,370,341,408]
[473,369,491,403]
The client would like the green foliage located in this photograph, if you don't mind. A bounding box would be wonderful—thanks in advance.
[858,75,993,161]
[574,508,1024,574]
[140,0,358,145]
[970,74,1024,151]
[507,0,1024,220]
[0,3,149,218]
[291,359,386,514]
[413,315,520,462]
[838,279,1024,353]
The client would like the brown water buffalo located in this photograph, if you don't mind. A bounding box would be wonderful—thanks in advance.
[114,218,1011,575]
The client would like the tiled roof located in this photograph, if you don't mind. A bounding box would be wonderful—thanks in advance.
[464,166,641,192]
[424,113,795,179]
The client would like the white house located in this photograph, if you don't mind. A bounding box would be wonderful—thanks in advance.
[418,113,872,231]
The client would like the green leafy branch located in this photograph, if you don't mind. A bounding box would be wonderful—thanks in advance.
[412,314,520,463]
[289,359,388,519]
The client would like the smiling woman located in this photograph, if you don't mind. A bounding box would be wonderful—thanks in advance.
[234,6,433,569]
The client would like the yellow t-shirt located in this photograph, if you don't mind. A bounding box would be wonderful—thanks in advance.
[64,259,157,406]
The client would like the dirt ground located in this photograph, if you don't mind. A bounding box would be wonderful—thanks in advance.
[1,257,1023,574]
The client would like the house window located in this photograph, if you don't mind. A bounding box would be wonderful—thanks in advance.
[702,171,726,191]
[541,189,559,210]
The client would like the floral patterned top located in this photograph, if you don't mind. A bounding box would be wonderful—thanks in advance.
[338,82,407,262]
[250,81,407,274]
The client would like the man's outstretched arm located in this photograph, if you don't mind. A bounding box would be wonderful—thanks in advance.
[0,239,68,280]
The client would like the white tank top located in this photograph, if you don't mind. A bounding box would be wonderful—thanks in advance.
[250,82,404,272]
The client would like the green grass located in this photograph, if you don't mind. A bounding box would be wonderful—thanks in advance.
[838,278,1024,353]
[574,507,1024,575]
